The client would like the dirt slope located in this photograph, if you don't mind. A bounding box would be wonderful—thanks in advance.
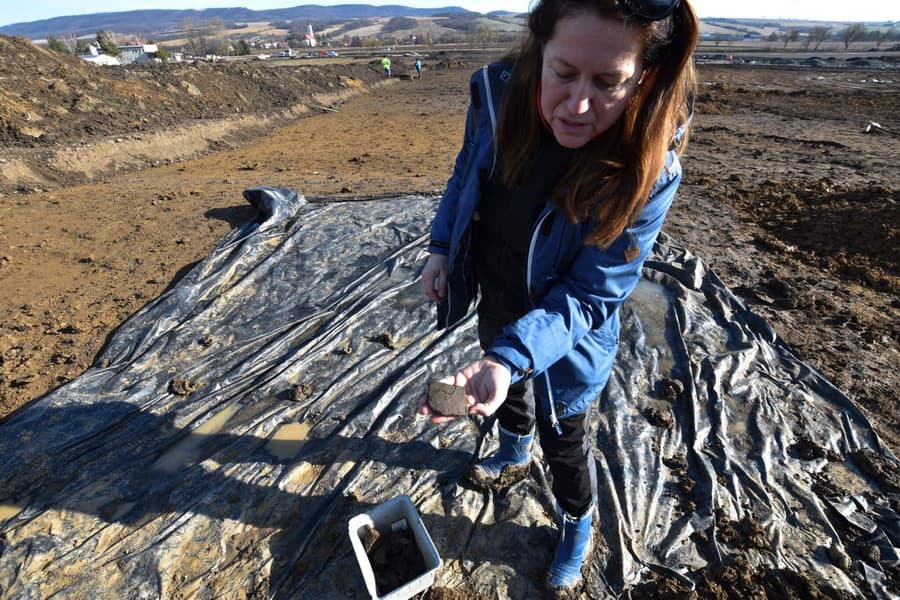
[0,34,407,195]
[0,35,387,148]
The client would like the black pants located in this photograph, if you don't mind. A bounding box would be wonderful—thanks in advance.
[478,315,597,517]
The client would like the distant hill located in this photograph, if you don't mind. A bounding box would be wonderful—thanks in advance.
[3,6,892,46]
[0,5,482,39]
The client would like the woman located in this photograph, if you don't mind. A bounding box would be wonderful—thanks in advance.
[419,0,698,592]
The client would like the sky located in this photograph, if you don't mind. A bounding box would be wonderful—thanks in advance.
[0,0,896,28]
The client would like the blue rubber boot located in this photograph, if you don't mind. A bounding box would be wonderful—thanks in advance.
[547,502,594,592]
[467,425,533,488]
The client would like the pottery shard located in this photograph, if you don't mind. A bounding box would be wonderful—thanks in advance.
[427,381,467,416]
[362,523,381,553]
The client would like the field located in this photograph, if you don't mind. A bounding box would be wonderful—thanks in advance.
[0,34,898,596]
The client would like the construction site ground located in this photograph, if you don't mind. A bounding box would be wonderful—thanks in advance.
[0,37,898,597]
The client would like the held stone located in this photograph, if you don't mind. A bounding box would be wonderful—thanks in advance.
[427,381,467,416]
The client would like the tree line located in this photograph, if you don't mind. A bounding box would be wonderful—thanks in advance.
[710,23,898,51]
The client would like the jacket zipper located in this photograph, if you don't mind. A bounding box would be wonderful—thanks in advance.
[482,65,498,180]
[466,66,561,434]
[446,68,496,325]
[527,208,563,436]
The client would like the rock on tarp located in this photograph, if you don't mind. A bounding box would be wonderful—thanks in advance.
[0,187,896,599]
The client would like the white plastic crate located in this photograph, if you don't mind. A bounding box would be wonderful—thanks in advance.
[348,494,441,600]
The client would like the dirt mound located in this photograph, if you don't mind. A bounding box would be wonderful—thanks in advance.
[740,180,899,292]
[0,35,394,194]
[430,51,469,70]
[0,35,383,149]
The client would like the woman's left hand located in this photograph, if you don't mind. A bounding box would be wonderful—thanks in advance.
[417,357,511,423]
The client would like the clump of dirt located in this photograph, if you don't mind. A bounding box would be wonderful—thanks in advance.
[434,59,467,70]
[424,586,490,599]
[291,383,313,402]
[658,377,684,401]
[373,331,399,349]
[169,377,200,395]
[713,510,768,551]
[662,453,697,513]
[466,463,531,491]
[673,510,860,599]
[363,521,428,595]
[644,405,674,428]
[431,52,468,70]
[737,180,899,294]
[693,560,857,600]
[789,436,840,461]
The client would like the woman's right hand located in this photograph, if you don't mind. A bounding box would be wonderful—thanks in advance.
[421,253,448,303]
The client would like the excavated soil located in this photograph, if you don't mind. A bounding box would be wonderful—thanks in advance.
[0,34,898,597]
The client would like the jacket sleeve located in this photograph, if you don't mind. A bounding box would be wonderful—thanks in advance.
[487,163,681,382]
[428,100,478,256]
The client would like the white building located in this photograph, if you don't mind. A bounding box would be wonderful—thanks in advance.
[76,43,159,65]
[117,44,159,65]
[302,21,317,47]
[77,43,120,65]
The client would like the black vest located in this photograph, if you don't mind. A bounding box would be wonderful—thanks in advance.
[473,128,573,322]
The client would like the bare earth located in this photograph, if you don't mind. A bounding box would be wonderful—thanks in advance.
[0,37,898,596]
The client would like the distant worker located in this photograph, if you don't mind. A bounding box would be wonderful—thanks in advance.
[414,58,422,79]
[381,56,391,77]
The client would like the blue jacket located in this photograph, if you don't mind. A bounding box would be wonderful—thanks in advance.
[428,62,683,432]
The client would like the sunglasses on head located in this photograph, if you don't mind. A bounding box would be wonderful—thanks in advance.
[617,0,680,21]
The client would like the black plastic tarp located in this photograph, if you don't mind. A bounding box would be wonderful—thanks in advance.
[0,188,896,599]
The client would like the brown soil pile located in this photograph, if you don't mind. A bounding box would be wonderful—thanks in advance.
[0,34,389,194]
[364,522,428,594]
[0,35,897,597]
[0,35,386,149]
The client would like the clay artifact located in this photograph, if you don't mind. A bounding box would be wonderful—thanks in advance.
[427,381,468,416]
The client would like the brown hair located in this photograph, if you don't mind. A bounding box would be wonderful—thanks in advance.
[495,0,699,247]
